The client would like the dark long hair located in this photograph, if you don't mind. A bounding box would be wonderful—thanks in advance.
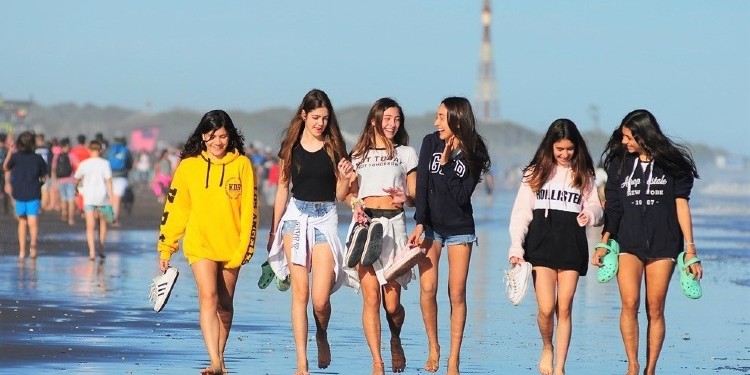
[602,109,698,179]
[523,119,595,192]
[180,110,245,159]
[278,89,347,183]
[350,97,408,161]
[441,97,491,181]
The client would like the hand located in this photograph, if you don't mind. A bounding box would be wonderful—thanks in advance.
[353,204,369,224]
[440,136,456,165]
[684,251,703,280]
[407,224,424,248]
[337,158,354,179]
[383,186,406,205]
[159,259,170,272]
[509,256,523,265]
[591,247,607,266]
[577,211,589,226]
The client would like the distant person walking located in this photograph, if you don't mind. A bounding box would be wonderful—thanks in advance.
[592,109,702,375]
[344,97,418,374]
[151,149,172,204]
[157,110,257,375]
[266,89,351,375]
[3,131,47,259]
[407,97,491,375]
[104,136,133,225]
[52,138,77,225]
[508,119,602,375]
[74,140,114,260]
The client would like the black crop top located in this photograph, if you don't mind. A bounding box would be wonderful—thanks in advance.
[290,143,337,202]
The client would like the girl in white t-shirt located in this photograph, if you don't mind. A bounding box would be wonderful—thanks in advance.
[74,140,114,260]
[344,97,418,375]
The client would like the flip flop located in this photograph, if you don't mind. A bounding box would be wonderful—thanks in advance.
[257,261,275,289]
[678,251,702,299]
[596,239,620,283]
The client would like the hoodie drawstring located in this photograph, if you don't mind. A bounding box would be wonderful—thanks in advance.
[203,157,227,188]
[205,159,211,188]
[219,164,225,187]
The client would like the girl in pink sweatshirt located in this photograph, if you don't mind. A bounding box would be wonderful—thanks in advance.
[508,119,602,375]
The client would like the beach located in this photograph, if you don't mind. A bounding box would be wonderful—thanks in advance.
[1,179,749,375]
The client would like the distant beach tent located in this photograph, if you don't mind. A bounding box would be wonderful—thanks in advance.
[130,127,160,152]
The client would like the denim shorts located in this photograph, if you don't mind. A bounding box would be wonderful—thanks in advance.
[281,200,335,244]
[424,228,478,247]
[15,199,41,217]
[58,182,76,201]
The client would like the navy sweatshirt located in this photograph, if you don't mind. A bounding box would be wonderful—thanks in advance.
[603,154,693,259]
[414,132,480,236]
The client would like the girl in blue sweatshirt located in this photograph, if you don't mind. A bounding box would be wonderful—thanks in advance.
[593,109,702,375]
[407,97,490,374]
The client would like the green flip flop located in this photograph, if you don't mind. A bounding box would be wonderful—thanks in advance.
[596,239,620,283]
[678,251,702,299]
[257,261,275,289]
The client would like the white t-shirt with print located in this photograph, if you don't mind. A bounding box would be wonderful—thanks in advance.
[352,145,418,198]
[74,157,112,206]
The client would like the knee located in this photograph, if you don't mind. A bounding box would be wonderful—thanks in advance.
[448,288,466,306]
[645,303,665,320]
[537,307,554,320]
[420,282,438,299]
[362,291,380,311]
[312,297,330,315]
[621,296,640,313]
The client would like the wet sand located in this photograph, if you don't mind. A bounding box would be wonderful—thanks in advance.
[1,189,748,374]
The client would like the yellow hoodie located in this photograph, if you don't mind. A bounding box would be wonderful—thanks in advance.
[157,149,257,268]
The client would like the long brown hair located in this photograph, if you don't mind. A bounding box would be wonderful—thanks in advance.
[441,97,491,182]
[278,89,346,183]
[350,97,408,162]
[523,119,595,192]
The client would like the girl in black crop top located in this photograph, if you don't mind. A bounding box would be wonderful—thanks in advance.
[267,89,354,375]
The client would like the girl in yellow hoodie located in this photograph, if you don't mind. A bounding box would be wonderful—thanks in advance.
[157,110,257,375]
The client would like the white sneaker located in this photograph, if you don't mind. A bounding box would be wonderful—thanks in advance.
[149,267,179,312]
[504,262,531,306]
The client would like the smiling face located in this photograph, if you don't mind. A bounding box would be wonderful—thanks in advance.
[621,126,645,156]
[378,106,401,140]
[301,107,329,139]
[203,126,229,159]
[434,104,454,140]
[553,138,575,166]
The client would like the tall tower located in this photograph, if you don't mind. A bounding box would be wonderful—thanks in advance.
[476,0,500,123]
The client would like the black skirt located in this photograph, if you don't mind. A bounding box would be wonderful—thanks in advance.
[523,209,589,275]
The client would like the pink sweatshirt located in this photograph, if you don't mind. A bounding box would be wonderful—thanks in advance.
[508,164,603,260]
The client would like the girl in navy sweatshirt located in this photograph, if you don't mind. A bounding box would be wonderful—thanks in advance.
[407,97,490,374]
[592,109,702,375]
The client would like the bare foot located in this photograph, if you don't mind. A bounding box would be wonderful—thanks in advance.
[372,361,385,375]
[625,362,639,375]
[539,346,553,375]
[293,370,309,375]
[424,344,440,373]
[200,366,223,375]
[447,356,460,375]
[30,245,37,259]
[316,330,331,369]
[390,336,406,373]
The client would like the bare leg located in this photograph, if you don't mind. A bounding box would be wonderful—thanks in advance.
[417,240,442,372]
[553,270,580,375]
[445,243,472,375]
[383,281,405,373]
[217,266,240,373]
[97,211,107,256]
[191,260,224,373]
[533,267,557,375]
[310,241,335,369]
[17,216,28,259]
[84,210,97,259]
[359,265,385,373]
[643,259,675,375]
[618,254,644,375]
[27,216,39,258]
[283,234,311,375]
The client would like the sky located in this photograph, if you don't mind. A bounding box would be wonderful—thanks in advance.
[2,1,749,155]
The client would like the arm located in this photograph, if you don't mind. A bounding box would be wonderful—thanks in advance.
[593,164,620,265]
[156,164,191,270]
[3,150,12,196]
[434,158,477,206]
[404,170,416,207]
[577,182,604,227]
[508,180,534,263]
[268,162,290,251]
[335,158,354,202]
[230,158,258,268]
[412,137,431,227]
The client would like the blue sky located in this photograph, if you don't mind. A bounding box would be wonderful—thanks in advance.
[2,1,749,155]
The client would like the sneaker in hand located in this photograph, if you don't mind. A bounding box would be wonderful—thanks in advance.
[149,267,179,312]
[504,262,531,306]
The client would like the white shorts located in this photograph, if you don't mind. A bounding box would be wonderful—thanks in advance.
[112,177,129,197]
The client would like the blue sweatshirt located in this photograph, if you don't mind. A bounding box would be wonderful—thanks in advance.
[603,154,693,259]
[414,132,480,236]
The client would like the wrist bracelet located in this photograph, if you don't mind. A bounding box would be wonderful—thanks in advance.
[685,242,695,246]
[349,197,364,210]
